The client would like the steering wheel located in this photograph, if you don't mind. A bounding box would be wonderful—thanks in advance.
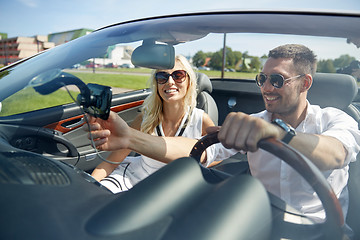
[190,131,345,240]
[2,125,79,158]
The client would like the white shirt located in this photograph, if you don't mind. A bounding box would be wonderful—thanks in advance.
[207,103,360,223]
[101,108,206,193]
[253,103,360,222]
[140,107,204,175]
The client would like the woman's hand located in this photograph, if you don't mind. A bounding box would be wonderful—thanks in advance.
[85,111,132,151]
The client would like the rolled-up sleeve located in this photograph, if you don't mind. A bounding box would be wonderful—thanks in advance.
[321,108,360,165]
[202,143,238,167]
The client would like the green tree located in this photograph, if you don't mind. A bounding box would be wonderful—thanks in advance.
[242,51,250,59]
[318,59,335,73]
[224,47,236,67]
[208,47,243,70]
[233,51,243,70]
[333,54,356,69]
[249,57,261,72]
[208,51,222,70]
[192,51,207,67]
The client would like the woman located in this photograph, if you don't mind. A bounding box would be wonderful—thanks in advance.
[91,55,215,193]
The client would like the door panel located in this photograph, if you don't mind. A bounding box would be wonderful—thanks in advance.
[0,90,150,172]
[58,90,150,171]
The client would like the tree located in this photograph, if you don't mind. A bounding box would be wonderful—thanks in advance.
[318,59,335,73]
[249,57,261,72]
[233,51,242,62]
[224,47,236,67]
[208,51,222,70]
[192,51,207,67]
[207,47,243,70]
[233,51,243,70]
[242,51,250,59]
[333,54,356,69]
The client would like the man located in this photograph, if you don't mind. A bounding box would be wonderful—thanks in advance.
[88,44,360,229]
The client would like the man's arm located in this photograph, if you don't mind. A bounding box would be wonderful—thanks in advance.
[286,132,347,170]
[217,112,347,171]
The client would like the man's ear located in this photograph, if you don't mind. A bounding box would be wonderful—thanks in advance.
[301,74,313,92]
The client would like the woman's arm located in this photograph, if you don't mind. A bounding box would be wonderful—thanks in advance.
[90,113,143,181]
[201,112,215,136]
[88,111,198,163]
[91,149,131,181]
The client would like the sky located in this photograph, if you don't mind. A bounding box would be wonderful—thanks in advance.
[2,0,360,38]
[1,0,360,59]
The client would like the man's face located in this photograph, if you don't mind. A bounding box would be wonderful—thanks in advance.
[260,57,304,117]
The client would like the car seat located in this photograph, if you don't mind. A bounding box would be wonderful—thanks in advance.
[196,72,218,125]
[308,72,360,239]
[308,73,360,123]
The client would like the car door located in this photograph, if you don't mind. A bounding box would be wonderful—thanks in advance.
[0,72,151,172]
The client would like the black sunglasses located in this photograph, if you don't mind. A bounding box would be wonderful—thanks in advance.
[255,73,305,88]
[155,70,187,84]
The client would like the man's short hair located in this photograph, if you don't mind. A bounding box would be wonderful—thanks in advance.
[268,44,317,76]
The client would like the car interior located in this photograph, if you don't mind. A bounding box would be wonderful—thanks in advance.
[1,11,360,240]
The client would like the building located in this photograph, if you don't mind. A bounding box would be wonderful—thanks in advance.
[48,28,93,46]
[0,35,55,65]
[0,28,133,67]
[0,29,93,66]
[47,28,135,68]
[92,45,134,67]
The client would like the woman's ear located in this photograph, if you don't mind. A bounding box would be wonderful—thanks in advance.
[301,74,313,92]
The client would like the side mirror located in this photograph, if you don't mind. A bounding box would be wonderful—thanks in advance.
[131,41,175,69]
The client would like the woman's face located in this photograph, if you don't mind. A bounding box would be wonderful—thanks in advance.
[156,60,189,104]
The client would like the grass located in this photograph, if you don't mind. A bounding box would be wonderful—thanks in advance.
[72,68,257,81]
[201,70,257,79]
[71,72,150,89]
[0,69,258,117]
[0,88,77,116]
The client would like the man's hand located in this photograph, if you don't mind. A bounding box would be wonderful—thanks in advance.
[215,112,282,152]
[85,111,131,151]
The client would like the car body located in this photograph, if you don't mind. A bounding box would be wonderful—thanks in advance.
[0,10,360,240]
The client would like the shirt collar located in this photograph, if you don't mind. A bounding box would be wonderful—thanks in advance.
[262,100,314,129]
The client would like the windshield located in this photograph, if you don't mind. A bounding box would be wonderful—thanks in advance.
[0,12,359,117]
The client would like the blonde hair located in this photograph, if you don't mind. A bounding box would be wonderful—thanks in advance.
[140,55,197,134]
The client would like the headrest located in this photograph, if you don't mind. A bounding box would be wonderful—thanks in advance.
[307,73,358,110]
[196,72,212,94]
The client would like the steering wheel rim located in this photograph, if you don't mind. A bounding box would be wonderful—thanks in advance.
[190,131,345,239]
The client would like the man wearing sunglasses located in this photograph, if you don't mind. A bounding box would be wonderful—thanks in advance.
[215,45,359,230]
[88,44,360,234]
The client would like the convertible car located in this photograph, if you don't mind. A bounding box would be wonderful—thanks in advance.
[0,10,360,240]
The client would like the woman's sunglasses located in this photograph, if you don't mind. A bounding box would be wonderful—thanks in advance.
[255,73,305,88]
[155,70,187,84]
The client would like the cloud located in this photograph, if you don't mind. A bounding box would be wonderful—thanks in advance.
[16,0,38,8]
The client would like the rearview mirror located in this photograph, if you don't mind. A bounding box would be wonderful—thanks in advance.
[131,41,175,69]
